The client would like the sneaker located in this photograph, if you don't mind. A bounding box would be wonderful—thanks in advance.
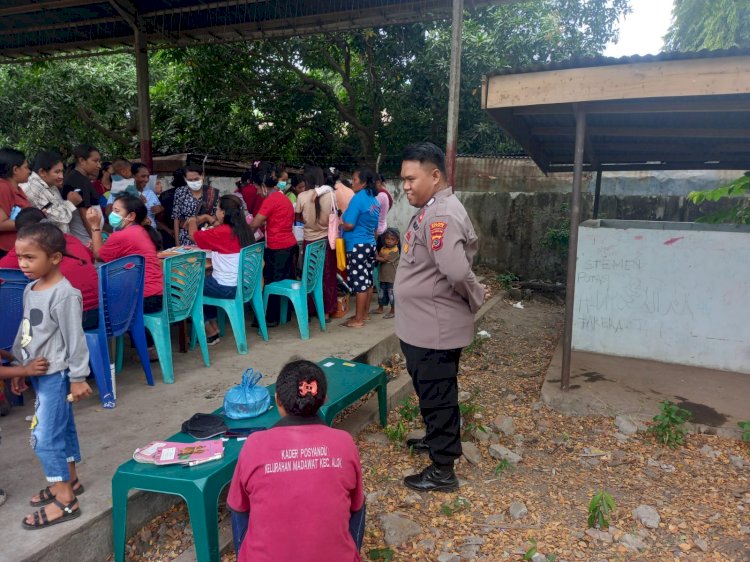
[404,463,458,492]
[207,334,221,346]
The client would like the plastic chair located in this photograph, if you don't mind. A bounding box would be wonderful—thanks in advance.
[0,268,28,352]
[192,242,267,355]
[263,239,326,340]
[139,251,210,384]
[85,256,154,409]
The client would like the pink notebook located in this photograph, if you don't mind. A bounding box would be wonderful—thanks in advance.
[134,440,224,466]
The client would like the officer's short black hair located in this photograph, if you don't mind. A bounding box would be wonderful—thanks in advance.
[402,142,446,176]
[275,360,328,417]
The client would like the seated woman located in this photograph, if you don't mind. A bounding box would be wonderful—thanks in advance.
[228,360,365,562]
[186,194,254,345]
[86,195,163,359]
[0,207,99,328]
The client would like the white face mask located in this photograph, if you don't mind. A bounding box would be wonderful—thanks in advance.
[186,179,203,191]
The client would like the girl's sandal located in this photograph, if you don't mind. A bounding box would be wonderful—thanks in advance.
[30,479,85,507]
[22,498,81,530]
[383,313,395,319]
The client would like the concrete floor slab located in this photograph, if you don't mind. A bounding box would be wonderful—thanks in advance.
[542,344,750,438]
[1,297,501,562]
[0,313,400,562]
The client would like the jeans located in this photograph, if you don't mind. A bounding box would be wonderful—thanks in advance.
[378,281,394,307]
[29,371,81,483]
[203,275,236,320]
[230,501,366,555]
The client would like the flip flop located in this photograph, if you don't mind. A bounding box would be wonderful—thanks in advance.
[30,479,85,507]
[384,313,395,319]
[341,321,365,328]
[22,497,81,530]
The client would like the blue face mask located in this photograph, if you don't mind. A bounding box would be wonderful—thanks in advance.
[277,181,287,190]
[108,212,124,230]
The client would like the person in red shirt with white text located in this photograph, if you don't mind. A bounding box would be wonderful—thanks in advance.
[0,207,99,329]
[228,360,365,562]
[87,195,164,359]
[186,194,255,345]
[250,175,298,326]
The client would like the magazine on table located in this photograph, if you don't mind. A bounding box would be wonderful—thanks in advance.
[133,439,224,466]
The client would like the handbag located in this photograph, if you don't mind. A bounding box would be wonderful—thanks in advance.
[336,237,347,271]
[328,192,339,250]
[223,369,271,420]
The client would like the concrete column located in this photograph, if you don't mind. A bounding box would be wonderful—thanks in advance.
[445,0,463,189]
[561,107,587,390]
[135,29,153,170]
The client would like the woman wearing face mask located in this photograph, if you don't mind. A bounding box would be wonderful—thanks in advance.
[283,173,304,204]
[86,195,164,359]
[22,151,81,234]
[0,146,32,258]
[171,165,220,246]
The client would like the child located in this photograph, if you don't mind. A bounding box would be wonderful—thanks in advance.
[11,222,93,529]
[187,194,254,345]
[228,360,365,562]
[374,227,400,319]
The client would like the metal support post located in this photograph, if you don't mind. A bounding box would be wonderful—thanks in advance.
[561,107,587,390]
[445,0,464,190]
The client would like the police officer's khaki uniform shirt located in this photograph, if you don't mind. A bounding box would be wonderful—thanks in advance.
[394,187,484,350]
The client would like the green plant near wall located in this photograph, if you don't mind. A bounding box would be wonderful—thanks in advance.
[542,203,570,256]
[739,420,750,443]
[649,400,692,448]
[688,172,750,225]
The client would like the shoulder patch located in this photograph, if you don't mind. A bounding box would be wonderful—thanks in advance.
[430,221,447,251]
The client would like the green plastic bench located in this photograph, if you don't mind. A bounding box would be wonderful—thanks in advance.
[112,357,387,562]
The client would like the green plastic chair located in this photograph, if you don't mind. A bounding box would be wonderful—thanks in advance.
[263,239,326,340]
[192,242,267,354]
[130,251,210,383]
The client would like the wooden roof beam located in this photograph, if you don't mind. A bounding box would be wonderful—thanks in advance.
[533,126,750,139]
[484,55,750,109]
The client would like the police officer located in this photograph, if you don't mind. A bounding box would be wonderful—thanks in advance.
[394,142,486,492]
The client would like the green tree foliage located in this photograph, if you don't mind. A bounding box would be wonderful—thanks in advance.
[0,0,628,167]
[664,0,750,51]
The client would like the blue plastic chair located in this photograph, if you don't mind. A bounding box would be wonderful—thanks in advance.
[0,268,28,352]
[263,239,326,340]
[85,256,154,409]
[139,251,210,384]
[192,242,267,354]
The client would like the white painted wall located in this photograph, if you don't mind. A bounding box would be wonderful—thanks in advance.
[572,220,750,374]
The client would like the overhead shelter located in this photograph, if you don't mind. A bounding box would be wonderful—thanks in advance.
[480,48,750,388]
[0,0,519,184]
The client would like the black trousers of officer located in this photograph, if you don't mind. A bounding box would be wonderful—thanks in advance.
[400,340,463,467]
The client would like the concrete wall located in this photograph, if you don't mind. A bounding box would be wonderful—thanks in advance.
[571,220,750,374]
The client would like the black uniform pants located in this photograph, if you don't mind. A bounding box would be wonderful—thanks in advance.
[263,244,299,323]
[400,340,463,467]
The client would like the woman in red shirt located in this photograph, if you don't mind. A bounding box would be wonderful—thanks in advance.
[186,195,254,345]
[0,147,31,257]
[250,175,298,326]
[87,194,164,357]
[0,208,99,328]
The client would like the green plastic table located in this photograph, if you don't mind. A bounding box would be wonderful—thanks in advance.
[111,357,387,562]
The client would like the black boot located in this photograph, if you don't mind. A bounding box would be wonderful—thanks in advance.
[405,437,430,454]
[404,463,458,492]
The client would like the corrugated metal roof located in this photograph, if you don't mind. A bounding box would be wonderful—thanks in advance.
[485,47,750,77]
[0,0,509,63]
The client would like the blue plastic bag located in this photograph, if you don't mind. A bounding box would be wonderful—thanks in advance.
[223,369,271,420]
